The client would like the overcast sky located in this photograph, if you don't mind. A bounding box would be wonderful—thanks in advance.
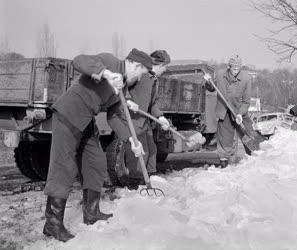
[0,0,296,69]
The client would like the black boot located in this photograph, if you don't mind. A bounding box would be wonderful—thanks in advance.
[83,189,113,225]
[127,178,141,190]
[219,158,229,168]
[43,196,75,242]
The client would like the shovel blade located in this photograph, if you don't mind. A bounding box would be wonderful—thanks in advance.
[241,135,259,155]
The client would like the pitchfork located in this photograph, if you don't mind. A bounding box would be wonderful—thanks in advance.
[119,90,165,197]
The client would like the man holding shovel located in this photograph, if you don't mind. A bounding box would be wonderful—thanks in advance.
[203,54,252,168]
[107,50,172,188]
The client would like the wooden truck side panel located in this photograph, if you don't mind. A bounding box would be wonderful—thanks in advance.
[0,58,69,106]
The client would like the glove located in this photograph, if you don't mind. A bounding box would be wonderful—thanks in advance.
[203,73,212,81]
[236,114,243,125]
[103,69,124,94]
[186,132,206,147]
[129,137,145,157]
[127,100,139,112]
[158,116,170,130]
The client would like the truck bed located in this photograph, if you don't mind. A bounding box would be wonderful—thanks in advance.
[0,58,71,106]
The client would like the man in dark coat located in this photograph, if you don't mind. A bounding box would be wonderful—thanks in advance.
[43,49,152,242]
[107,50,171,188]
[204,55,251,168]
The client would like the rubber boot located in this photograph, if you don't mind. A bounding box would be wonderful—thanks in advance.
[83,189,113,225]
[43,196,75,242]
[219,158,229,168]
[127,178,140,190]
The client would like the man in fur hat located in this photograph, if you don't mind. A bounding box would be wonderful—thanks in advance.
[204,54,252,168]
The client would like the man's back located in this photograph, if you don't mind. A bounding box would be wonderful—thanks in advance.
[53,53,124,131]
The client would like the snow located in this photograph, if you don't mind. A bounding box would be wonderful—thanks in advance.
[1,127,297,250]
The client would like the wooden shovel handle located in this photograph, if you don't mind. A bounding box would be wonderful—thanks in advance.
[137,109,188,141]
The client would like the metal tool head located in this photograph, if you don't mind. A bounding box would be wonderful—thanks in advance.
[140,187,165,197]
[139,182,165,197]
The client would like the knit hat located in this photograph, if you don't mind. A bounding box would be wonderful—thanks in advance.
[150,50,171,65]
[228,54,242,68]
[126,48,152,70]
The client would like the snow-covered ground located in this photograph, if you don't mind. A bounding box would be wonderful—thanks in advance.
[1,127,297,250]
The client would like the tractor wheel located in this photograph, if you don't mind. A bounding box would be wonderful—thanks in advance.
[105,137,128,186]
[14,141,50,181]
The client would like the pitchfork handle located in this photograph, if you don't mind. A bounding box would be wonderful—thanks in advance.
[119,90,151,187]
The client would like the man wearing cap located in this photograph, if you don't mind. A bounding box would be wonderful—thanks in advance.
[107,50,171,188]
[43,48,152,242]
[204,54,251,168]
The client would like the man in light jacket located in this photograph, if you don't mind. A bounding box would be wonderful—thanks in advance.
[204,55,251,168]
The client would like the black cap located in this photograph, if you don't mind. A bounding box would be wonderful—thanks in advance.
[126,48,152,70]
[150,50,171,65]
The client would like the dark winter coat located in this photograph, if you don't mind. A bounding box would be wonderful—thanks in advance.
[52,53,125,132]
[107,73,163,141]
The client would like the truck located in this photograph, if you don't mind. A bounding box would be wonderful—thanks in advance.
[0,57,217,182]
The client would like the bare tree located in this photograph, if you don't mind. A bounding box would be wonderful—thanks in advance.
[119,33,126,59]
[36,23,57,57]
[112,32,119,58]
[148,39,156,53]
[0,35,25,60]
[112,32,126,59]
[251,0,297,62]
[0,35,9,54]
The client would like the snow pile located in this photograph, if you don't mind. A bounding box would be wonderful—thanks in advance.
[5,128,297,250]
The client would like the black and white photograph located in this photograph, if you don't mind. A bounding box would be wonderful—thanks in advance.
[1,0,297,249]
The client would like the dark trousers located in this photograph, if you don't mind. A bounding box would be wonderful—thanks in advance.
[124,126,157,179]
[44,112,107,199]
[217,111,238,160]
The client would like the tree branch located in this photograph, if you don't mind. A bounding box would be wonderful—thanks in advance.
[251,0,297,62]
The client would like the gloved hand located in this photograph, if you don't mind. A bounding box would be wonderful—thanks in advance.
[129,137,145,157]
[127,100,139,112]
[203,73,212,82]
[158,116,170,130]
[186,132,206,148]
[236,114,243,125]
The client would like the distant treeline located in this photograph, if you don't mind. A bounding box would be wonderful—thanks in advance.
[0,52,25,61]
[253,68,297,111]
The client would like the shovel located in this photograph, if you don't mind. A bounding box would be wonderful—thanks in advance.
[119,90,164,197]
[201,69,260,155]
[136,109,205,146]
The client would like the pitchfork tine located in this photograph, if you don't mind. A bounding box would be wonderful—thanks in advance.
[140,187,165,197]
